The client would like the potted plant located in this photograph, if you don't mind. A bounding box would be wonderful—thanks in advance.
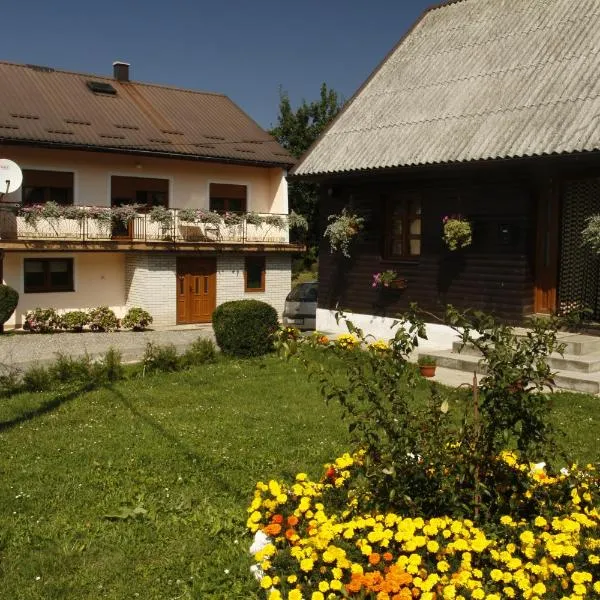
[417,354,437,377]
[177,208,199,223]
[371,270,407,290]
[148,205,174,229]
[442,214,472,251]
[324,207,365,257]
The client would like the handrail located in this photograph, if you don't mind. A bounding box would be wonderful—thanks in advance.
[0,205,301,245]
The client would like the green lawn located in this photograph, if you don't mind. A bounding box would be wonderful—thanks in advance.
[0,356,598,599]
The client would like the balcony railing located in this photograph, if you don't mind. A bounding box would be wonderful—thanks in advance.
[0,205,306,246]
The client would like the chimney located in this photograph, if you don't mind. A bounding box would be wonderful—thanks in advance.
[113,61,130,82]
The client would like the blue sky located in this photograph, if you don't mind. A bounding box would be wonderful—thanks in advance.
[1,1,434,129]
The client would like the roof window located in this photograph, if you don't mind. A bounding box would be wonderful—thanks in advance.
[87,81,117,95]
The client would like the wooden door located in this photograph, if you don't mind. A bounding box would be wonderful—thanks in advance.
[534,179,560,314]
[176,257,216,324]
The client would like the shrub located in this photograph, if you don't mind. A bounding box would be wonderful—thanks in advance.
[60,310,90,332]
[142,342,180,373]
[0,284,19,327]
[23,308,61,333]
[212,300,278,357]
[182,338,217,367]
[22,364,53,392]
[100,347,124,382]
[121,307,153,331]
[88,306,119,332]
[49,353,97,385]
[0,363,22,397]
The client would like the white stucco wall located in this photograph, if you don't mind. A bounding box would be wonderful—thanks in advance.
[0,147,288,214]
[3,252,126,328]
[316,308,461,351]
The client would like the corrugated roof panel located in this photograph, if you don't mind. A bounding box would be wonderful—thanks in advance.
[294,0,600,176]
[0,62,294,167]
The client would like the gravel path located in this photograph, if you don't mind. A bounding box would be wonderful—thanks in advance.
[0,325,215,370]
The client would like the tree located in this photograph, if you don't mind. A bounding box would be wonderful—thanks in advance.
[270,84,342,260]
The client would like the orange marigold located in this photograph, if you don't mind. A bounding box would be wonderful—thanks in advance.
[271,514,284,524]
[369,553,382,566]
[287,515,299,527]
[263,523,282,536]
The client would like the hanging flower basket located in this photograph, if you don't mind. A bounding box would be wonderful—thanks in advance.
[442,215,472,251]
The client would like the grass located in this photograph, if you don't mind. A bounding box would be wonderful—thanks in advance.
[0,355,598,599]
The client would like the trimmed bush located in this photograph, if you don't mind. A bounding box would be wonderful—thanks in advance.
[212,300,278,357]
[60,310,90,332]
[88,306,120,332]
[0,284,18,327]
[121,307,153,331]
[23,308,61,333]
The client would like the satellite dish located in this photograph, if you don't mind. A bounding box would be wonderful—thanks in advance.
[0,159,23,196]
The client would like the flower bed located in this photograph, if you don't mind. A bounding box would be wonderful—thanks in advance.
[263,309,600,599]
[248,453,599,600]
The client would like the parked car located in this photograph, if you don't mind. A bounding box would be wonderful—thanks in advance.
[282,281,318,330]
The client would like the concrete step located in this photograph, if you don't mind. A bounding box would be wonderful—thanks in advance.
[451,342,600,373]
[454,332,600,357]
[422,349,600,394]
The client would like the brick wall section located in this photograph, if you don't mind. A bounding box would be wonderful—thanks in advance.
[124,253,177,326]
[216,254,291,316]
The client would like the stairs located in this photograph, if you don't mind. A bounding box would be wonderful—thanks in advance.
[423,332,600,395]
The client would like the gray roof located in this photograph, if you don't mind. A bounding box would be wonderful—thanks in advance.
[293,0,600,177]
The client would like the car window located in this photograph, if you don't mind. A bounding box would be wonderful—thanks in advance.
[287,283,318,302]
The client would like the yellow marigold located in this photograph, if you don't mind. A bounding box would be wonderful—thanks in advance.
[260,575,273,589]
[311,593,324,600]
[300,558,314,572]
[288,590,303,600]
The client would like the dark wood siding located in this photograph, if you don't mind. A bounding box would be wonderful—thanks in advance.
[318,171,536,323]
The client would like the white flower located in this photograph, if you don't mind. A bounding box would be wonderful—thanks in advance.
[249,530,271,555]
[531,462,546,473]
[249,564,264,582]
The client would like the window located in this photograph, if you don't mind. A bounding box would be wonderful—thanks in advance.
[245,256,265,292]
[111,176,169,208]
[22,170,74,206]
[210,183,247,213]
[24,258,74,293]
[383,194,421,259]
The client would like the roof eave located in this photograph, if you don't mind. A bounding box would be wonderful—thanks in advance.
[0,138,296,170]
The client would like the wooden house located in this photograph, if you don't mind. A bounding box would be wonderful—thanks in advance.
[291,0,600,340]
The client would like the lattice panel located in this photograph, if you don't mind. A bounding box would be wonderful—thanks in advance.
[559,179,600,318]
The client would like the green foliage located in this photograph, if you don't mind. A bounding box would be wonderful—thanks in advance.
[0,284,19,327]
[23,307,61,333]
[417,354,437,366]
[88,306,120,332]
[99,347,124,382]
[21,364,53,392]
[60,310,91,332]
[142,342,181,373]
[0,363,22,396]
[49,353,96,384]
[581,213,600,254]
[121,307,153,331]
[182,338,218,367]
[212,300,278,357]
[270,83,342,253]
[282,306,571,523]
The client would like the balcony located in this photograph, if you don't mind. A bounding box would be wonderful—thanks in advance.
[0,205,306,250]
